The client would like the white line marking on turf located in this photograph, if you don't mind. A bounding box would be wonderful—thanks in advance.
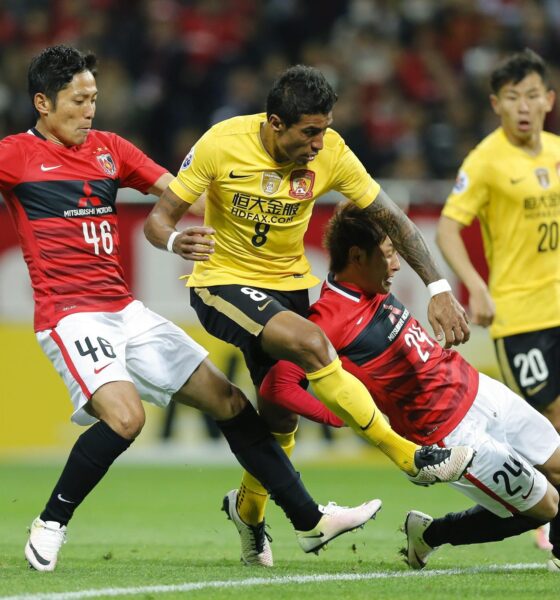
[2,563,545,600]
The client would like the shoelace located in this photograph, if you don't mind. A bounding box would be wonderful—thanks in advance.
[33,523,67,554]
[319,501,351,515]
[416,446,451,470]
[248,522,272,553]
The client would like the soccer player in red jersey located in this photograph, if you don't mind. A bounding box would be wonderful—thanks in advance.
[3,45,385,572]
[261,203,560,571]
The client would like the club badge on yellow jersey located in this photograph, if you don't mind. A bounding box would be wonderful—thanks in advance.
[261,171,282,195]
[289,170,315,199]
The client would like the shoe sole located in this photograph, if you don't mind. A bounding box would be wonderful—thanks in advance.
[400,512,428,569]
[305,501,382,555]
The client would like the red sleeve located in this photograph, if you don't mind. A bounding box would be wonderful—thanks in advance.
[260,360,345,428]
[110,133,167,192]
[0,136,25,191]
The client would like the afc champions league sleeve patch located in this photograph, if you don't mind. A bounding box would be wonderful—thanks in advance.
[452,170,469,194]
[180,147,195,171]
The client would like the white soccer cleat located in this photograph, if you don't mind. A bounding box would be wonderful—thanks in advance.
[296,498,382,554]
[547,556,560,572]
[402,510,437,569]
[408,445,475,486]
[535,523,553,551]
[24,516,67,572]
[222,489,273,567]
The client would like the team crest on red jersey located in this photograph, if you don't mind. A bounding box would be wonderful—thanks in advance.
[289,169,315,199]
[96,153,116,176]
[535,167,550,188]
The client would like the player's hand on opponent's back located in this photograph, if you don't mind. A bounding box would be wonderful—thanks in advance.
[428,291,470,348]
[171,226,215,261]
[468,284,495,328]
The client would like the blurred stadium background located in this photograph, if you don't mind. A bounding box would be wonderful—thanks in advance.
[2,0,556,460]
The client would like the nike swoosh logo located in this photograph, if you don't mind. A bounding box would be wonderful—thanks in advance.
[521,476,535,500]
[40,164,62,172]
[28,542,50,565]
[57,493,75,504]
[526,381,547,397]
[229,170,251,179]
[510,177,525,184]
[301,532,324,539]
[94,363,113,374]
[257,299,273,311]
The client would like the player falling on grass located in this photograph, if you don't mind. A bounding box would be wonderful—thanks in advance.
[4,45,390,573]
[261,203,560,572]
[436,48,560,552]
[144,64,474,566]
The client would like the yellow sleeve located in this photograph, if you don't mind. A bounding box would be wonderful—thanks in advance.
[330,136,380,209]
[442,153,489,226]
[168,129,218,203]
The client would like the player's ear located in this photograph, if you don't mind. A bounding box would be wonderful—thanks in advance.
[268,114,285,133]
[348,245,364,265]
[489,94,500,116]
[545,88,555,113]
[34,92,51,116]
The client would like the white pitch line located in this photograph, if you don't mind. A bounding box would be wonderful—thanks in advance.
[2,563,545,600]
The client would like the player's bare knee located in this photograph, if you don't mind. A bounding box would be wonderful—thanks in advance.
[539,446,560,485]
[529,486,559,521]
[112,408,145,439]
[218,383,248,419]
[292,325,333,371]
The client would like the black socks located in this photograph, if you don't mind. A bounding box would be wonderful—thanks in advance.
[549,485,560,559]
[215,402,320,531]
[41,420,133,525]
[424,504,545,548]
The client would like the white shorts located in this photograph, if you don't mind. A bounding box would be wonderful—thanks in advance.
[37,300,208,426]
[443,373,559,517]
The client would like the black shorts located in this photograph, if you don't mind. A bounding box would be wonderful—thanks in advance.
[190,284,310,386]
[494,326,560,410]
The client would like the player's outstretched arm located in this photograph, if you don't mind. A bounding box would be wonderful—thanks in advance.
[436,215,495,328]
[261,360,345,428]
[144,186,215,261]
[364,190,470,347]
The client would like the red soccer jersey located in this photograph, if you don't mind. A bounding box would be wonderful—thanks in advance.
[262,273,479,445]
[0,129,166,330]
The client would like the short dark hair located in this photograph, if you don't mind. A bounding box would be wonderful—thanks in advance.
[266,65,338,127]
[324,202,387,273]
[28,45,97,114]
[490,48,548,94]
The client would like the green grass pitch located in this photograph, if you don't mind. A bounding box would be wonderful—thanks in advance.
[0,459,557,599]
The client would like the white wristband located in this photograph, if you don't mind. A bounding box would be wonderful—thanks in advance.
[427,279,452,298]
[166,231,180,253]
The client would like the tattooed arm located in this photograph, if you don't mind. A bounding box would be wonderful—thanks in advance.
[144,185,215,261]
[364,189,470,347]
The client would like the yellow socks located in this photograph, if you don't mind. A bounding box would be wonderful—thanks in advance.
[237,428,297,526]
[307,358,419,475]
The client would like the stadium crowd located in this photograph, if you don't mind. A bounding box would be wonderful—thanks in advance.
[1,0,560,180]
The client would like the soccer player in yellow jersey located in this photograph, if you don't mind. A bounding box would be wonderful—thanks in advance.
[437,48,560,559]
[145,65,473,566]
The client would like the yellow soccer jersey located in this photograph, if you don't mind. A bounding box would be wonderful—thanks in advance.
[169,113,380,290]
[443,127,560,338]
